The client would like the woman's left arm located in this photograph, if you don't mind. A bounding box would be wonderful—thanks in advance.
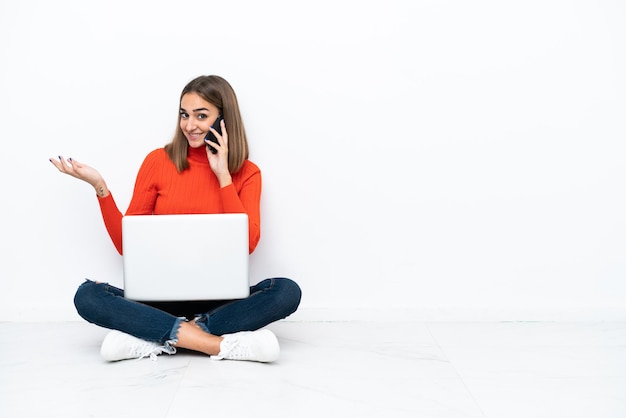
[219,169,262,254]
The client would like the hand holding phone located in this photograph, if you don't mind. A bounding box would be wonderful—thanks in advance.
[204,115,224,154]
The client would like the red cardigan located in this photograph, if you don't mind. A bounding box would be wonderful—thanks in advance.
[97,146,262,255]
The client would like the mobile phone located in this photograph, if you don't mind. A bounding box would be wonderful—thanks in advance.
[204,115,223,154]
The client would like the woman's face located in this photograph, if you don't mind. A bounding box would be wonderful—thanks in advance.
[179,92,221,149]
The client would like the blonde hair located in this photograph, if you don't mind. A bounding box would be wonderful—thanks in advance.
[165,75,249,173]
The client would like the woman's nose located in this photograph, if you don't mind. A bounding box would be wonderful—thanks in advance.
[185,118,196,131]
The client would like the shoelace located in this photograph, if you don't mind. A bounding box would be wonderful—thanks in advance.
[213,337,240,360]
[224,338,253,360]
[131,342,164,361]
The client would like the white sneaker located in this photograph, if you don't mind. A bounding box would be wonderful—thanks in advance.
[213,329,280,363]
[100,330,171,362]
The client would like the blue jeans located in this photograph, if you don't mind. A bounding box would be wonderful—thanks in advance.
[74,278,301,349]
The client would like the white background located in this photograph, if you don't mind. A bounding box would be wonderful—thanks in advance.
[1,0,625,321]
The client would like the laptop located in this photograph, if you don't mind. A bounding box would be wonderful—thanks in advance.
[122,213,250,301]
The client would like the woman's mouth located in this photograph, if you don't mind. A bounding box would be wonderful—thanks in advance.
[187,132,204,141]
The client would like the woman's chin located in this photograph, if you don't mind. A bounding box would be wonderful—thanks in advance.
[187,139,206,149]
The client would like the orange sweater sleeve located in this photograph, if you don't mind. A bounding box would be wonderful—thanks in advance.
[221,168,262,254]
[97,193,124,255]
[97,150,161,255]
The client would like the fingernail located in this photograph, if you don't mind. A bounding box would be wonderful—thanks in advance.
[69,157,73,162]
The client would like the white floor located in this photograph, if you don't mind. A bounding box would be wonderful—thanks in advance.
[1,321,626,418]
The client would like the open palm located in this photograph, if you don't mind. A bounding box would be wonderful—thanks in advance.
[50,156,104,188]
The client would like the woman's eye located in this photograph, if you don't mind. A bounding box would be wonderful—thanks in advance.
[198,114,207,120]
[180,112,189,119]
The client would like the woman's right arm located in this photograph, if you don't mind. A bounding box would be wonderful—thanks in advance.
[50,156,125,253]
[51,152,160,254]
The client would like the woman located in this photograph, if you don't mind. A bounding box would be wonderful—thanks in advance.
[50,75,301,363]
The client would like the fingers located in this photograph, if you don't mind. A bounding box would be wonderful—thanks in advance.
[207,120,228,150]
[49,155,69,173]
[205,120,229,156]
[219,119,228,146]
[49,156,61,170]
[49,155,79,177]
